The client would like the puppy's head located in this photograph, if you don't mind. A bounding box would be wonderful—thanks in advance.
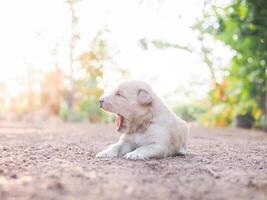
[99,80,153,134]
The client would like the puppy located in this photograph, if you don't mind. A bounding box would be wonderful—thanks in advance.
[96,80,188,160]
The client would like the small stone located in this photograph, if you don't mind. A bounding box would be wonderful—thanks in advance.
[125,186,134,195]
[247,180,255,187]
[215,175,220,179]
[88,171,97,179]
[48,181,64,190]
[10,174,18,179]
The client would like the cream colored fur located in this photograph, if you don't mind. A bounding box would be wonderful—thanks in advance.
[96,80,188,160]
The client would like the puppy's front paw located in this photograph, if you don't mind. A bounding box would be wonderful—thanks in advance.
[124,152,146,160]
[96,149,118,158]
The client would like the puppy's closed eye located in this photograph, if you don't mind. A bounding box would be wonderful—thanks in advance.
[116,91,126,99]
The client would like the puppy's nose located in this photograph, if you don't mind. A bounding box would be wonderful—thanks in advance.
[99,98,104,108]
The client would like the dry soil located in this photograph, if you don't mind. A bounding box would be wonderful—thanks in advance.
[0,122,267,200]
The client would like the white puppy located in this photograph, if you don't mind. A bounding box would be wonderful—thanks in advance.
[96,80,188,160]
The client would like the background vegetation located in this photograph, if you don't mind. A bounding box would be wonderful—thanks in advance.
[201,0,266,129]
[0,0,266,130]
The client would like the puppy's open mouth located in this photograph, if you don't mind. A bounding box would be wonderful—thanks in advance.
[116,114,124,132]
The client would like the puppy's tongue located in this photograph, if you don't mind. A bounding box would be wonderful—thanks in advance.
[116,114,123,132]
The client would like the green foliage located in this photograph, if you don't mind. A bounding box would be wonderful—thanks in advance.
[73,30,112,122]
[174,102,208,122]
[1,31,117,123]
[52,31,112,123]
[204,0,267,128]
[79,97,111,123]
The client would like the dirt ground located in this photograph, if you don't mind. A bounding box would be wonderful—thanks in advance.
[0,122,267,200]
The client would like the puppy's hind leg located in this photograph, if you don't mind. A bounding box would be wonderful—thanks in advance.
[176,143,187,156]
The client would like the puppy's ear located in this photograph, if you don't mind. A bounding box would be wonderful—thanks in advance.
[137,89,152,106]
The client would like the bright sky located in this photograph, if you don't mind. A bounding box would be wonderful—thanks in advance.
[0,0,233,104]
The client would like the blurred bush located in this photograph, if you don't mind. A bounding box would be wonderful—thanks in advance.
[200,80,263,128]
[59,31,113,123]
[174,102,208,122]
[0,31,116,123]
[201,0,267,129]
[59,99,112,123]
